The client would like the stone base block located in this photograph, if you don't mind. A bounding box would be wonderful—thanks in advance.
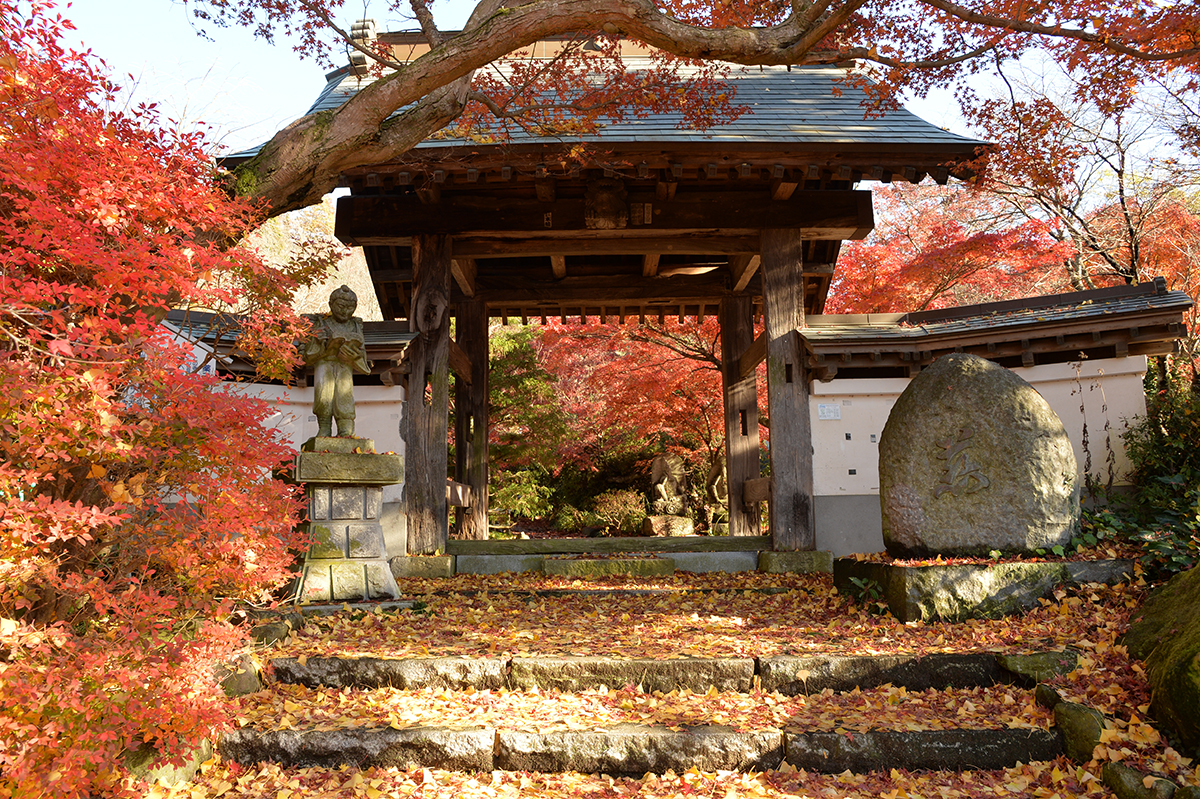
[758,551,834,574]
[642,516,694,537]
[295,452,403,484]
[299,560,399,604]
[543,556,674,578]
[833,558,1134,623]
[390,555,455,580]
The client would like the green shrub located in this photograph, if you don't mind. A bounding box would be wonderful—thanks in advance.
[1098,363,1200,579]
[591,489,647,534]
[490,468,553,523]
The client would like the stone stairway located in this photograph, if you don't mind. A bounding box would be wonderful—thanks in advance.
[222,589,1083,779]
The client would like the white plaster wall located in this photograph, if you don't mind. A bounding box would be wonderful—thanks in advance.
[808,356,1148,496]
[230,383,407,505]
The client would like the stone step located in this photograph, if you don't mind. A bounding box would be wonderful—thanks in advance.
[271,650,1073,693]
[219,724,1063,775]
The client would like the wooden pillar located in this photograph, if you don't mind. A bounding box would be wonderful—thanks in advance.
[454,298,489,540]
[760,229,816,550]
[720,295,761,536]
[404,234,451,554]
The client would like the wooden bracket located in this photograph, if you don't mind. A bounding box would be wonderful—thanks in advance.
[743,476,771,505]
[447,480,472,508]
[448,339,473,384]
[450,257,476,297]
[738,332,767,380]
[729,254,761,293]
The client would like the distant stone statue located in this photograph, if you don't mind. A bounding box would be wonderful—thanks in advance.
[305,285,371,438]
[650,453,687,516]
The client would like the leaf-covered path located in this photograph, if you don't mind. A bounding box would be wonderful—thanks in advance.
[154,573,1199,798]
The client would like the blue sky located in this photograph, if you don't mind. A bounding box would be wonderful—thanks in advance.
[61,0,967,155]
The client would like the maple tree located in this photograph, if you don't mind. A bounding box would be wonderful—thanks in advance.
[173,0,1200,218]
[826,182,1068,313]
[0,2,336,796]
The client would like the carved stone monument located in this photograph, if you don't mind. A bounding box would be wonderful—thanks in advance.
[292,287,404,603]
[878,353,1079,557]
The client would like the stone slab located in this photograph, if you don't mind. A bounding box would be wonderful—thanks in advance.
[542,557,674,578]
[832,558,1133,623]
[273,656,506,690]
[347,523,385,558]
[220,727,493,771]
[495,725,783,774]
[305,522,347,559]
[298,563,332,603]
[294,452,403,485]
[454,554,546,575]
[508,657,755,693]
[758,551,834,574]
[785,728,1063,772]
[669,551,759,573]
[330,562,367,601]
[365,561,401,600]
[759,653,1006,694]
[390,554,455,579]
[302,436,376,453]
[642,516,695,537]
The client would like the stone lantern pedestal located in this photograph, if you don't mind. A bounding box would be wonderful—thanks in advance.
[292,437,403,604]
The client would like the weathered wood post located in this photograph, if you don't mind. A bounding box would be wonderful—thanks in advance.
[719,294,762,536]
[404,234,451,554]
[454,298,489,539]
[760,229,816,550]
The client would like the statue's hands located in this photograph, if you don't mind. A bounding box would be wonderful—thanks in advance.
[337,339,364,363]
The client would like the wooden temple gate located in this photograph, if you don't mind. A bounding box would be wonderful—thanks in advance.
[324,51,982,556]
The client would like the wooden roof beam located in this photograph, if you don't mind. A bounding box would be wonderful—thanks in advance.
[550,255,566,279]
[335,190,874,243]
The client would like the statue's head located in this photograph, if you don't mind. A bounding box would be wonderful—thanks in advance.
[329,285,358,322]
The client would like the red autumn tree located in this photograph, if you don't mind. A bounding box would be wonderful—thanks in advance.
[827,182,1069,313]
[0,3,336,795]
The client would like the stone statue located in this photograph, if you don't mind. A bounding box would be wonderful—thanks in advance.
[305,285,371,438]
[704,451,730,532]
[650,453,687,516]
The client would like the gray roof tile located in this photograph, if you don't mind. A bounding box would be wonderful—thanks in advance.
[227,59,982,160]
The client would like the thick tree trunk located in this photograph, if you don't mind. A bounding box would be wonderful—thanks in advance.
[454,298,490,540]
[760,229,816,551]
[404,234,451,554]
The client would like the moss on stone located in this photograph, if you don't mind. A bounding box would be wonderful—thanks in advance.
[1122,566,1200,756]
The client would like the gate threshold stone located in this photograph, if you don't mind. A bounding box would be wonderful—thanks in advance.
[509,657,755,693]
[496,725,783,774]
[220,726,493,771]
[786,728,1063,772]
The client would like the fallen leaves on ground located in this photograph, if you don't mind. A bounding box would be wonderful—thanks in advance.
[279,575,1141,660]
[233,681,1050,735]
[152,758,1166,799]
